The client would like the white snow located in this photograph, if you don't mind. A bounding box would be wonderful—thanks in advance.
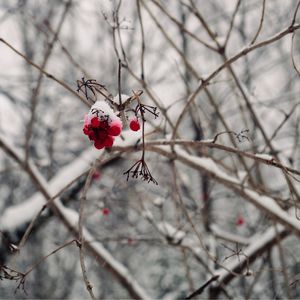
[244,189,300,233]
[174,146,241,186]
[0,134,151,300]
[88,100,121,122]
[142,208,154,221]
[153,196,164,207]
[150,146,300,236]
[210,224,252,245]
[237,171,248,181]
[214,224,285,282]
[254,153,274,161]
[0,144,99,231]
[201,139,214,143]
[157,222,186,243]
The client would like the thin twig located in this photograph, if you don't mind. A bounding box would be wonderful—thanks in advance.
[291,31,300,76]
[224,0,242,48]
[0,38,90,107]
[0,136,150,299]
[291,0,300,26]
[250,0,267,45]
[136,0,146,81]
[171,23,300,139]
[112,139,300,177]
[24,0,72,161]
[150,0,217,52]
[78,161,99,300]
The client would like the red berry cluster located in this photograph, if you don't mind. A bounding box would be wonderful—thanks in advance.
[83,116,122,150]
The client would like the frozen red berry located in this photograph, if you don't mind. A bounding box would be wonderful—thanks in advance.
[91,117,100,128]
[83,126,90,135]
[108,121,122,136]
[236,215,245,226]
[102,207,110,215]
[98,120,108,129]
[88,131,96,141]
[94,140,105,149]
[130,118,140,131]
[97,130,107,141]
[103,135,114,148]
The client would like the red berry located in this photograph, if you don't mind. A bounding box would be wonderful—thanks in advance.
[104,135,114,148]
[94,140,105,149]
[99,120,108,129]
[97,130,107,141]
[83,126,90,135]
[108,122,122,136]
[102,207,110,215]
[91,117,100,128]
[88,131,96,141]
[92,170,101,180]
[236,216,245,226]
[130,118,140,131]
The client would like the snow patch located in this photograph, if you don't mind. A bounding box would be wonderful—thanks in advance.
[153,196,164,207]
[142,208,154,220]
[255,153,274,161]
[0,146,98,231]
[157,222,186,243]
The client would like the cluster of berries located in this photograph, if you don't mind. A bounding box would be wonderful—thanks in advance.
[83,101,141,150]
[83,101,122,149]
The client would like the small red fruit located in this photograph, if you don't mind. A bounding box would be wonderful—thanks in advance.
[83,126,90,135]
[108,122,122,136]
[94,140,105,149]
[91,117,100,128]
[92,170,101,180]
[102,207,110,215]
[88,131,96,141]
[97,130,107,141]
[130,118,140,131]
[103,135,114,148]
[98,120,108,129]
[236,215,245,226]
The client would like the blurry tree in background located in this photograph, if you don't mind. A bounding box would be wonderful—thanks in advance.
[1,0,300,299]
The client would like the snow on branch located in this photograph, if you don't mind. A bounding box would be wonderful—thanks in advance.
[0,139,98,231]
[0,129,142,232]
[211,224,289,292]
[148,146,300,236]
[210,224,252,246]
[0,133,150,300]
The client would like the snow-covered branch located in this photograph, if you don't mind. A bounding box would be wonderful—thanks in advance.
[148,146,300,236]
[0,134,150,299]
